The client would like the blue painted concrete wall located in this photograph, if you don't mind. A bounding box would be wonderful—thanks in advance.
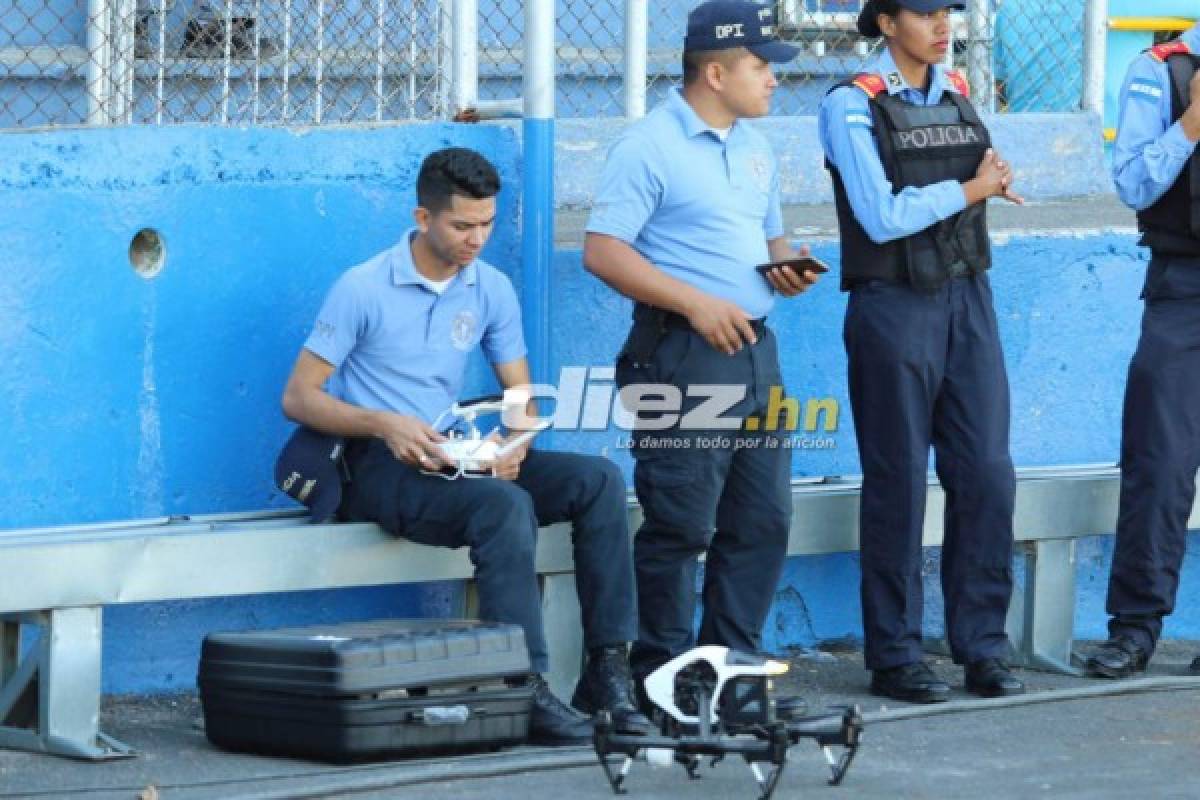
[0,122,519,692]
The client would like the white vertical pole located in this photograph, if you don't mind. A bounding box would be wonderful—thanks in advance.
[966,0,994,112]
[155,0,167,124]
[221,0,234,123]
[408,2,420,118]
[111,0,136,123]
[623,0,647,119]
[85,0,112,124]
[282,0,292,122]
[1082,0,1108,115]
[315,0,325,123]
[375,0,386,121]
[252,0,262,122]
[437,0,452,117]
[523,0,554,391]
[525,0,553,120]
[452,0,478,114]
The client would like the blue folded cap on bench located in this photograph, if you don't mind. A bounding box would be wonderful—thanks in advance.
[274,427,346,524]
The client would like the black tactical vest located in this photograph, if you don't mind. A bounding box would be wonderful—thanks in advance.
[828,77,993,292]
[1136,50,1200,257]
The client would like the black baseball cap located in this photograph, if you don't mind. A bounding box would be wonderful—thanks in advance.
[857,0,966,38]
[684,0,799,63]
[274,427,346,524]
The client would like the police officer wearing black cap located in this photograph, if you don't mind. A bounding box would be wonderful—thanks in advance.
[585,0,819,699]
[817,0,1025,702]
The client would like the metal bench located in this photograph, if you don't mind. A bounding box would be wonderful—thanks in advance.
[2,463,1184,761]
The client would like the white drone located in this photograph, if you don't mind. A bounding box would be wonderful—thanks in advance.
[594,646,863,800]
[426,388,550,479]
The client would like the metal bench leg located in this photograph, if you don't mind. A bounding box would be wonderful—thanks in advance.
[462,580,480,619]
[1,619,16,686]
[0,608,134,760]
[1007,539,1083,675]
[540,573,583,699]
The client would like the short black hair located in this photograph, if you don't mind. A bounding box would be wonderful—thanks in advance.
[872,0,906,31]
[681,47,747,86]
[416,147,500,213]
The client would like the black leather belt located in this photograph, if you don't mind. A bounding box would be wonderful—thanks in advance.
[635,303,766,337]
[663,311,766,337]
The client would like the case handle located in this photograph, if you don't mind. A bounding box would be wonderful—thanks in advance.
[411,705,471,726]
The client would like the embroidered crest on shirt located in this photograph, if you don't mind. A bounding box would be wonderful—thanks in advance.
[450,310,477,351]
[747,152,771,193]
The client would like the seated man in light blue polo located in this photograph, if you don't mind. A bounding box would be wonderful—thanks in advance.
[280,147,650,745]
[583,0,821,706]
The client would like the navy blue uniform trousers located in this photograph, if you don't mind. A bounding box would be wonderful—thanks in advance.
[341,442,638,673]
[616,322,792,679]
[1107,255,1200,654]
[844,275,1016,670]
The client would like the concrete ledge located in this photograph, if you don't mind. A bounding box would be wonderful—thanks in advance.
[544,111,1110,215]
[556,194,1135,248]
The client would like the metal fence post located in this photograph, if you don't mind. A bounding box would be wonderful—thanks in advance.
[84,0,113,124]
[452,0,479,115]
[523,0,554,392]
[624,0,647,119]
[966,0,995,113]
[1082,0,1109,116]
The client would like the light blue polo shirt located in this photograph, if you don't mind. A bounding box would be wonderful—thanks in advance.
[586,88,785,319]
[1112,24,1200,211]
[303,229,527,427]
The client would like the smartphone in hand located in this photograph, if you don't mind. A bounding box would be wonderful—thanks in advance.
[756,256,830,277]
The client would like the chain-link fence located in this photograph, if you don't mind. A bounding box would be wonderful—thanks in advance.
[537,0,1091,118]
[0,0,1100,129]
[0,0,450,127]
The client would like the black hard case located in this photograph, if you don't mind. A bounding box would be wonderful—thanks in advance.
[198,619,533,763]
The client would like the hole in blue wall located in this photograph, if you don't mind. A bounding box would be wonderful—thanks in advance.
[129,229,166,279]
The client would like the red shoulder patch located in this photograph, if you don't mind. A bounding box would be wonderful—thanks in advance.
[945,69,971,98]
[850,73,887,99]
[1149,41,1191,62]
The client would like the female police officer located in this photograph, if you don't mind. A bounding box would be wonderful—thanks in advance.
[818,0,1024,703]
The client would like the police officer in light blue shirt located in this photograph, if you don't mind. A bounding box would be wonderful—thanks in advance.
[818,0,1025,704]
[1087,22,1200,680]
[585,0,820,703]
[280,147,652,744]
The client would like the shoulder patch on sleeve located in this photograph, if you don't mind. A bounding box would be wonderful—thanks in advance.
[844,110,873,129]
[1148,41,1191,62]
[850,73,887,99]
[945,69,970,98]
[1128,78,1165,104]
